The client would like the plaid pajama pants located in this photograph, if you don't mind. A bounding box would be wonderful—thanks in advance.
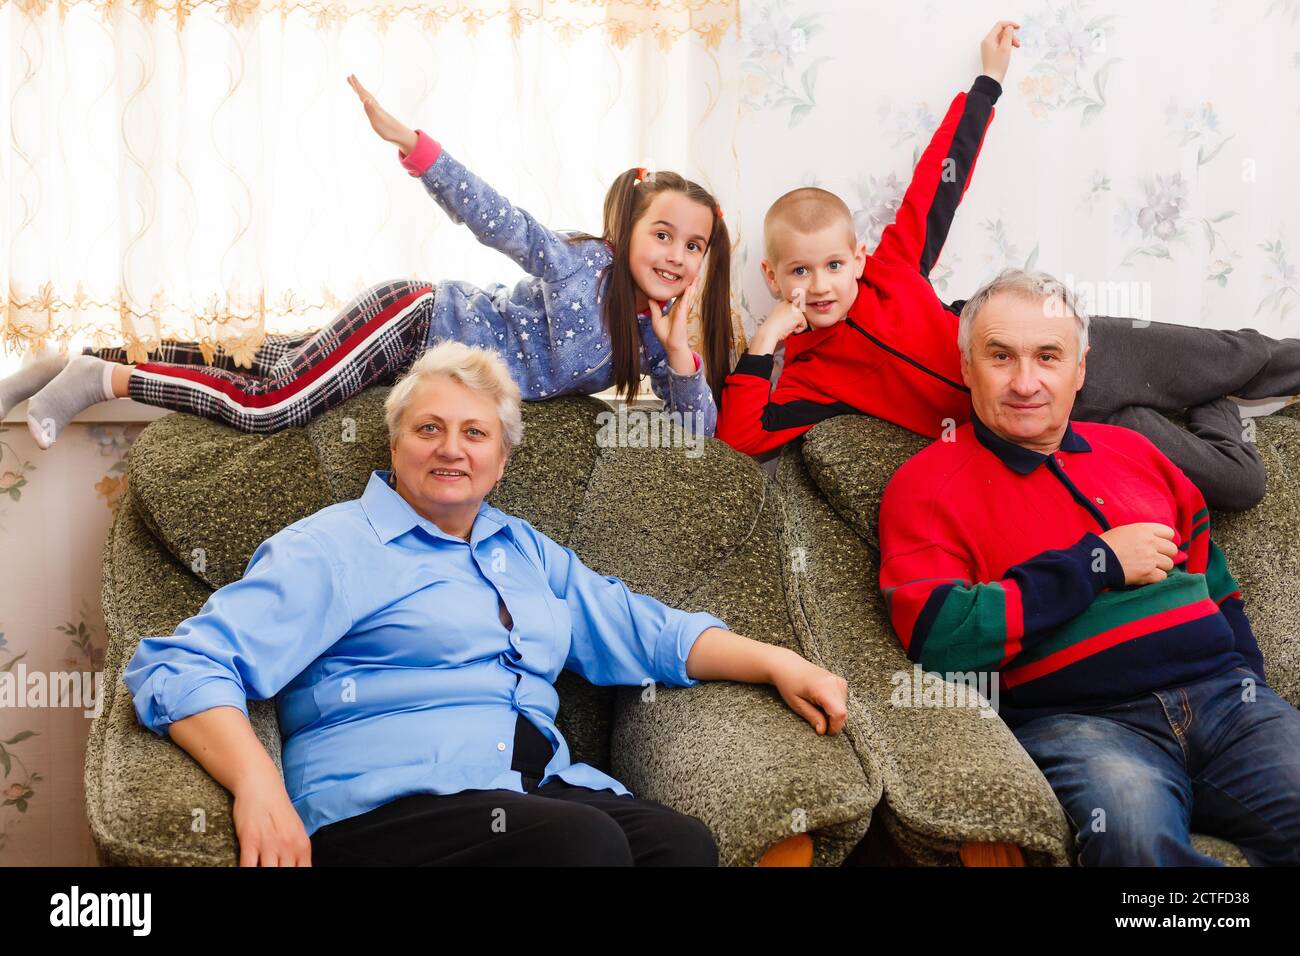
[90,279,436,434]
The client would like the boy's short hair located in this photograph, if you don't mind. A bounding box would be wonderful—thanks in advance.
[763,187,857,263]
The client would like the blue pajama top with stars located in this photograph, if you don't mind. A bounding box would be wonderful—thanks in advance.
[397,130,717,436]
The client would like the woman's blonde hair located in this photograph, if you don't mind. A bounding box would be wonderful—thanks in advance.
[384,341,524,452]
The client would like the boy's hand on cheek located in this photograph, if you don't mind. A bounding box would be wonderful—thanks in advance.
[750,289,808,355]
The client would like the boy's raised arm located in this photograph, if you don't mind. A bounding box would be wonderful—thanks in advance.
[872,21,1018,278]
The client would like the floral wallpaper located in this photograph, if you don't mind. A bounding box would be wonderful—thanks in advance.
[0,423,128,865]
[731,0,1300,343]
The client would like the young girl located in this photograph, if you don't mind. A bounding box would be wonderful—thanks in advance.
[6,75,734,447]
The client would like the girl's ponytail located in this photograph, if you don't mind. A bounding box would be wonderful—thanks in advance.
[581,167,645,403]
[697,210,733,406]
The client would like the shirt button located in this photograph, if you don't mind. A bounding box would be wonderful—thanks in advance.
[1056,456,1065,466]
[1095,497,1105,505]
[497,742,506,752]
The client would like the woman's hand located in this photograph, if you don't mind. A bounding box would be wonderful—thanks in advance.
[979,20,1021,84]
[232,777,314,866]
[683,628,848,735]
[648,274,700,374]
[769,648,849,736]
[347,74,418,155]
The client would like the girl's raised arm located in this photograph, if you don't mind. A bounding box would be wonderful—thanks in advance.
[349,74,580,284]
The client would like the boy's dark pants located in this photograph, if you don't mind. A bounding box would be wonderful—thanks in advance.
[1073,315,1300,511]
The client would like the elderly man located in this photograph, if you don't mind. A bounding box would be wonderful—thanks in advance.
[878,269,1300,866]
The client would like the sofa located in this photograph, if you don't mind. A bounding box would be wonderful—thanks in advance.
[84,389,881,867]
[774,407,1300,865]
[86,381,1299,867]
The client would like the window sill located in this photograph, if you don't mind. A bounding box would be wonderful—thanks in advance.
[1,399,173,426]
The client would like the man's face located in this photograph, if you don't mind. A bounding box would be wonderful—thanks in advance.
[761,225,866,328]
[961,292,1088,450]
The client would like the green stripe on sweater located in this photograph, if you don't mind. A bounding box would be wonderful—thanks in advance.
[1204,540,1241,603]
[1016,570,1215,664]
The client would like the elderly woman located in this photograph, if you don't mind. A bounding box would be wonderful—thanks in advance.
[124,340,848,866]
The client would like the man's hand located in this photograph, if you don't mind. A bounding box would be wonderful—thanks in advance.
[748,289,809,356]
[347,74,418,155]
[980,20,1021,84]
[769,648,849,736]
[1099,522,1180,586]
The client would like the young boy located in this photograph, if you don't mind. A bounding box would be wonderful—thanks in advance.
[717,22,1300,512]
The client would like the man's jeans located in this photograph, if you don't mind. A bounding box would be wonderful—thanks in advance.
[1013,665,1300,866]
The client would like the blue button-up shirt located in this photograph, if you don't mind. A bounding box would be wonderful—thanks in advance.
[124,470,727,837]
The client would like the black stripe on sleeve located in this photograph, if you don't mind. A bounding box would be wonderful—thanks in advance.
[732,352,775,379]
[918,78,998,277]
[761,399,861,432]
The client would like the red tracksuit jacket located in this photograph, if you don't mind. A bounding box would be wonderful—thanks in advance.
[717,74,1003,455]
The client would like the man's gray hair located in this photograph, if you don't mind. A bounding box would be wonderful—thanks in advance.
[957,268,1090,362]
[384,340,524,452]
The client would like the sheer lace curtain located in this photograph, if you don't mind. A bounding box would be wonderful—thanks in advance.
[0,0,743,373]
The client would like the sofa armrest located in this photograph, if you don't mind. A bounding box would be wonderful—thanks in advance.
[610,680,880,867]
[775,448,1072,865]
[85,683,279,867]
[85,489,280,866]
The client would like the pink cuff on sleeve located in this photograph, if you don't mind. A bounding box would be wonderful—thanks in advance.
[693,352,701,371]
[399,129,443,177]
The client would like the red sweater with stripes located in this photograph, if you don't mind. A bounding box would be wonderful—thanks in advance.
[878,412,1267,727]
[717,75,1003,456]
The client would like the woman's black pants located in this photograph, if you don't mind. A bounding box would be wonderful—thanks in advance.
[309,714,718,866]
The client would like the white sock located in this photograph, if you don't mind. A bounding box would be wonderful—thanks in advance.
[25,355,117,449]
[0,353,69,417]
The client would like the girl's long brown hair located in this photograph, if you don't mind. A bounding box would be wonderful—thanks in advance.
[571,168,733,406]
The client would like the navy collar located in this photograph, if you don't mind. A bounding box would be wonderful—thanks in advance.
[361,470,508,547]
[970,409,1091,475]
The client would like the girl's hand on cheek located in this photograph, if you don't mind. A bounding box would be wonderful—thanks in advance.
[649,275,699,374]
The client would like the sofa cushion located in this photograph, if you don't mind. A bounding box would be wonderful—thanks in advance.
[1205,416,1300,705]
[125,412,333,590]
